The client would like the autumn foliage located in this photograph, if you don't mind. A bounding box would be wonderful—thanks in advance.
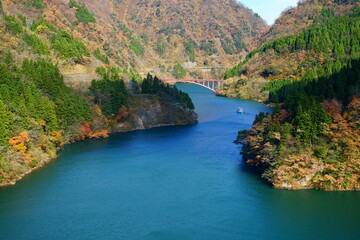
[8,132,32,165]
[241,96,360,190]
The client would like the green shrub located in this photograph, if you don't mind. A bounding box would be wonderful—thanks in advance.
[30,0,44,10]
[103,43,110,51]
[23,33,50,55]
[4,15,23,35]
[129,37,144,56]
[70,0,96,24]
[262,66,279,77]
[51,30,90,61]
[313,146,328,159]
[172,63,186,79]
[156,42,166,56]
[0,1,3,15]
[18,14,26,25]
[184,40,196,62]
[31,18,57,32]
[94,48,109,64]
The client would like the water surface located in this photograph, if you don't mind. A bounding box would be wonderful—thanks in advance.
[0,84,359,240]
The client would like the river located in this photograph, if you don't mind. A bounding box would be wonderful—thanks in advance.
[0,84,359,240]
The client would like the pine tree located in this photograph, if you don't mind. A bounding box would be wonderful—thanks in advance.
[0,100,13,146]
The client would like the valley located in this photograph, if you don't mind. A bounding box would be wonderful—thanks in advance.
[0,0,359,239]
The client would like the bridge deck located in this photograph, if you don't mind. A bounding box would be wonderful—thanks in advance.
[160,78,224,93]
[161,79,224,82]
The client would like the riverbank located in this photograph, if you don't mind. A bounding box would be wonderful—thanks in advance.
[0,94,197,188]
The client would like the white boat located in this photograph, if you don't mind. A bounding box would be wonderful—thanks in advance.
[236,107,244,113]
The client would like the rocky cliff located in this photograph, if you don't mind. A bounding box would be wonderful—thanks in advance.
[0,94,197,188]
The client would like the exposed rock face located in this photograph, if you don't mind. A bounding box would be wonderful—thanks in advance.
[114,95,198,132]
[0,95,197,188]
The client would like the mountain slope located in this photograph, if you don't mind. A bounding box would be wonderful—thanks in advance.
[220,0,359,101]
[264,0,357,42]
[238,59,360,191]
[115,0,267,67]
[231,1,360,191]
[3,0,268,80]
[0,4,197,186]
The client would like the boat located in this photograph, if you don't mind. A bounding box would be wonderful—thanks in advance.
[236,107,244,113]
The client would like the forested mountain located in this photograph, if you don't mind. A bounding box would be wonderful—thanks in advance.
[0,0,197,186]
[233,1,360,190]
[2,0,268,81]
[220,0,359,100]
[113,0,268,77]
[1,0,358,190]
[264,0,356,42]
[239,60,359,190]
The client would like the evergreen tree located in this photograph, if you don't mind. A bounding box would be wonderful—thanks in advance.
[0,100,13,146]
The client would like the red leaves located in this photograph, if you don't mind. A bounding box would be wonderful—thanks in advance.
[79,122,91,136]
[273,109,290,123]
[322,99,343,122]
[115,106,129,121]
[74,119,109,141]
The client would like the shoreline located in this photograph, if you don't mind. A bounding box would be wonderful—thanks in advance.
[0,120,198,189]
[0,94,198,188]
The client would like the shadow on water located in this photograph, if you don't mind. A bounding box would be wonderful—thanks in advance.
[237,160,274,188]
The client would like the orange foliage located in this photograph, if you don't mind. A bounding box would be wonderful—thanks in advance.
[9,132,30,152]
[8,131,32,165]
[51,130,64,147]
[89,130,109,139]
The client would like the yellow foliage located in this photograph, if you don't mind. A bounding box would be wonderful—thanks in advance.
[8,132,32,165]
[94,104,103,117]
[35,25,48,34]
[39,119,46,127]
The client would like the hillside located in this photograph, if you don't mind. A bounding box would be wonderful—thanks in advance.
[231,2,360,190]
[2,0,268,81]
[0,2,197,186]
[238,59,360,191]
[114,0,268,77]
[220,0,359,101]
[264,0,356,42]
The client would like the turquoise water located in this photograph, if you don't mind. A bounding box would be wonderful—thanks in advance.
[0,83,359,240]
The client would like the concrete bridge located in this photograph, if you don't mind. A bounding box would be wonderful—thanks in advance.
[161,79,224,92]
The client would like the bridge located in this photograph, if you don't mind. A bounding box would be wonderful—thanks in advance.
[161,79,224,92]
